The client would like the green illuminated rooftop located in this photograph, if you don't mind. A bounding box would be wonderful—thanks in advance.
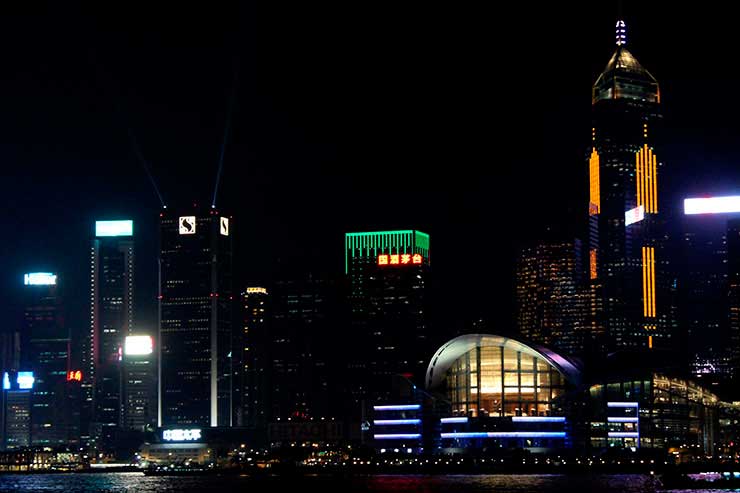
[345,230,430,273]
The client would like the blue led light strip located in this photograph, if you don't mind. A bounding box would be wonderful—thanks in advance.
[511,416,566,423]
[441,432,566,439]
[374,434,422,440]
[373,405,420,411]
[373,419,421,426]
[606,401,639,408]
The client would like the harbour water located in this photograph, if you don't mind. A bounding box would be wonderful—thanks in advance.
[0,472,711,493]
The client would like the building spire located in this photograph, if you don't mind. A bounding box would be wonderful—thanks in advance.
[615,19,626,46]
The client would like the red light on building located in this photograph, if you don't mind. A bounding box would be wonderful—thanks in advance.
[377,253,424,266]
[67,370,82,382]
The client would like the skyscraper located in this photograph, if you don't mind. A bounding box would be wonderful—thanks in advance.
[21,272,73,447]
[516,238,589,356]
[236,287,268,429]
[1,370,33,450]
[587,21,676,352]
[88,220,134,449]
[122,335,156,431]
[345,230,430,404]
[159,209,233,427]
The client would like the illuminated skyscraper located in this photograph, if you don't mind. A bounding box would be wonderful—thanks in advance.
[21,273,73,447]
[122,335,156,431]
[516,238,590,355]
[345,230,430,404]
[587,21,676,352]
[88,220,134,448]
[159,209,233,427]
[236,287,268,428]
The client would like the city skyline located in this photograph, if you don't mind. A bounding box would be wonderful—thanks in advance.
[4,3,740,482]
[3,4,740,341]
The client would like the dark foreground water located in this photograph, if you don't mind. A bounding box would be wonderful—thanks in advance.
[0,472,720,492]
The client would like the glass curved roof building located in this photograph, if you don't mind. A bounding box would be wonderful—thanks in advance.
[426,334,581,419]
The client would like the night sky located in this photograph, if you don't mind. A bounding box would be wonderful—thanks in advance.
[1,3,739,342]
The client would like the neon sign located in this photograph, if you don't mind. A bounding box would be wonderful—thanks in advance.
[96,220,133,237]
[17,372,34,390]
[24,273,57,286]
[124,335,153,356]
[163,429,202,441]
[67,370,82,382]
[377,254,423,266]
[684,196,740,215]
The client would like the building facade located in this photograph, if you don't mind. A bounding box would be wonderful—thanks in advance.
[0,371,33,450]
[587,21,676,352]
[516,238,590,356]
[236,287,268,429]
[122,335,156,431]
[159,209,233,427]
[345,230,430,405]
[21,273,73,447]
[88,220,134,447]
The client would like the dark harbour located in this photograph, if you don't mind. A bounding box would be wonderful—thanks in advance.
[0,472,708,493]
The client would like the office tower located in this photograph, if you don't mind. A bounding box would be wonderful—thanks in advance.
[88,220,134,448]
[727,218,740,389]
[0,371,33,450]
[516,238,590,355]
[122,335,156,431]
[587,20,676,352]
[677,215,731,389]
[21,273,72,447]
[159,209,233,427]
[345,230,430,404]
[267,278,340,422]
[236,287,268,428]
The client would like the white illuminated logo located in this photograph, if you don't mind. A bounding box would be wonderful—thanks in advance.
[684,196,740,215]
[179,216,196,235]
[124,335,153,356]
[163,429,202,441]
[625,205,645,226]
[24,273,57,286]
[220,217,229,236]
[17,372,34,390]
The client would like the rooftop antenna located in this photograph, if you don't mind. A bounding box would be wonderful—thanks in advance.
[211,58,240,209]
[616,0,626,46]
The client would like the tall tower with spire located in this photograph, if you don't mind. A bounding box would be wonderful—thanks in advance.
[587,20,676,354]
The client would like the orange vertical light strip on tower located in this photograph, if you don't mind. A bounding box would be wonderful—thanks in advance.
[643,145,650,213]
[647,146,653,213]
[643,146,649,212]
[648,247,653,317]
[648,335,653,349]
[642,247,648,317]
[590,249,597,279]
[650,247,656,316]
[652,151,658,213]
[589,148,600,215]
[636,148,643,208]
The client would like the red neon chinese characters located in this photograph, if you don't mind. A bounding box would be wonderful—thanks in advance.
[377,254,424,266]
[67,370,82,382]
